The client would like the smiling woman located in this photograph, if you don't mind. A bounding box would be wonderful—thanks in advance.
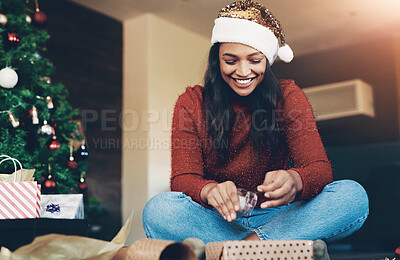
[219,43,267,96]
[142,0,369,251]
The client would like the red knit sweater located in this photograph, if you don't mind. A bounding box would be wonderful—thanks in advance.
[170,79,333,208]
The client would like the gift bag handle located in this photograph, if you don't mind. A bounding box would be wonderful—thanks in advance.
[0,155,23,182]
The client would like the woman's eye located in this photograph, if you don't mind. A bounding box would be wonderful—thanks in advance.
[225,60,236,65]
[250,60,262,64]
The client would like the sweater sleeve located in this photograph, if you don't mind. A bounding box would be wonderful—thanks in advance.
[170,90,217,207]
[280,80,333,200]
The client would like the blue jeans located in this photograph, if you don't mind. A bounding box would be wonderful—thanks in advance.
[142,180,369,244]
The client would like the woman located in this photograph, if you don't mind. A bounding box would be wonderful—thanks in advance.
[142,0,369,244]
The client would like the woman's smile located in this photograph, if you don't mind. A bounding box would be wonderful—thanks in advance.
[232,77,257,88]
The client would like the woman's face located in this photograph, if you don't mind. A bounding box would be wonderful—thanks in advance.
[219,43,267,96]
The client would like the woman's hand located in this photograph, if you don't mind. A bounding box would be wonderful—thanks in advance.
[257,169,303,209]
[200,181,240,222]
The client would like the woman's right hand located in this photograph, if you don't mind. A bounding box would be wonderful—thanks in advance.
[200,181,240,222]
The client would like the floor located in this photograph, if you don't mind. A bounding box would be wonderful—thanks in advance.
[329,251,395,260]
[328,241,397,260]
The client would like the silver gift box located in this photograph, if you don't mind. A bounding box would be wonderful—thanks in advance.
[40,194,84,219]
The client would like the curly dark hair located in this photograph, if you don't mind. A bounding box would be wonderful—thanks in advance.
[203,43,283,162]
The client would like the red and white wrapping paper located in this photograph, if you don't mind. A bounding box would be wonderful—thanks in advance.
[0,181,41,219]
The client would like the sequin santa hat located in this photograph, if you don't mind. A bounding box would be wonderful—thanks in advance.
[211,0,294,66]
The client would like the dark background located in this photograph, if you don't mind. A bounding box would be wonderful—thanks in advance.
[41,0,122,240]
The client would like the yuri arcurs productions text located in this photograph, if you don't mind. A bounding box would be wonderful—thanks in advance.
[87,137,228,151]
[88,138,170,150]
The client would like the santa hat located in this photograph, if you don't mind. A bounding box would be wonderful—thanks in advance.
[211,0,294,66]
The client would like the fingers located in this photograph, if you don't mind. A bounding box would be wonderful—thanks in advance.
[206,181,239,222]
[257,170,286,193]
[260,197,288,209]
[260,182,297,209]
[258,170,299,209]
[219,190,235,221]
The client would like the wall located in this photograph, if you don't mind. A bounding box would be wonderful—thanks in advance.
[272,36,399,147]
[123,14,210,244]
[41,0,122,240]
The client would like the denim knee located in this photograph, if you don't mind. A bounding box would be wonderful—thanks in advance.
[142,192,182,237]
[321,180,369,242]
[330,179,369,220]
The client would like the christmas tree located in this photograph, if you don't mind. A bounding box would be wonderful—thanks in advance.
[0,0,89,194]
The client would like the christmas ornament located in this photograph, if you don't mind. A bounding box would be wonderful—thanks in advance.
[31,106,39,124]
[26,15,32,24]
[43,158,57,193]
[75,141,89,161]
[67,145,78,170]
[33,10,47,25]
[47,135,61,151]
[78,172,88,192]
[38,120,53,135]
[44,177,56,192]
[46,96,54,109]
[8,111,20,128]
[0,67,18,89]
[32,0,47,26]
[0,14,7,26]
[7,32,21,46]
[395,246,400,258]
[33,52,41,59]
[39,76,51,84]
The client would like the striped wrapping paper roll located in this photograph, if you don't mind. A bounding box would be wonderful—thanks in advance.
[0,181,41,219]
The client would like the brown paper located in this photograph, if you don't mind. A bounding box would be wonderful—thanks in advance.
[0,210,134,260]
[0,169,36,183]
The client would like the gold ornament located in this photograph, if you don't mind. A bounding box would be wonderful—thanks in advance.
[8,111,20,128]
[46,96,54,109]
[32,106,39,124]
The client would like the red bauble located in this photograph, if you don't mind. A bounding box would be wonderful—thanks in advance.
[33,11,47,25]
[67,157,78,170]
[7,32,21,46]
[78,181,88,192]
[44,178,56,192]
[395,246,400,258]
[47,136,61,151]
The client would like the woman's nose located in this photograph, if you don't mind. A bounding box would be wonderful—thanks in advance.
[236,61,251,77]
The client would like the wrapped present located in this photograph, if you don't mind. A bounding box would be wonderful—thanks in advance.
[206,240,314,260]
[40,194,84,219]
[0,155,41,220]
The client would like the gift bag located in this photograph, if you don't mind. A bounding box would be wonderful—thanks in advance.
[0,155,41,219]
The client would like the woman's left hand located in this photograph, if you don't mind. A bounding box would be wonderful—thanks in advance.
[257,169,303,209]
